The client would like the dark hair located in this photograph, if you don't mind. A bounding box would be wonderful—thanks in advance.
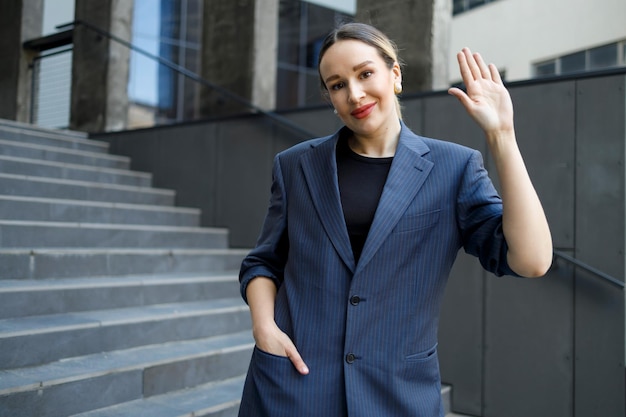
[317,22,402,117]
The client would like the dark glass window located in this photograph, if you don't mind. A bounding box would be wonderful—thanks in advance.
[589,43,618,70]
[534,61,556,77]
[454,0,498,15]
[453,0,466,15]
[469,0,486,10]
[276,0,352,109]
[561,51,586,74]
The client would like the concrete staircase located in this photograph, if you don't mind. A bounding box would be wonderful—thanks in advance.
[0,120,253,417]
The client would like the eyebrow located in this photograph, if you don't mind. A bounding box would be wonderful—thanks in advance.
[324,60,375,84]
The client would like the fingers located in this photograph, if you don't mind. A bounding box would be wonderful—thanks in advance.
[458,47,484,81]
[285,345,310,375]
[254,325,310,375]
[447,87,476,115]
[489,63,502,83]
[472,51,492,80]
[458,47,499,82]
[456,50,474,84]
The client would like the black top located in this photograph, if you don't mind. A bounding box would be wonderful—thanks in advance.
[336,135,393,262]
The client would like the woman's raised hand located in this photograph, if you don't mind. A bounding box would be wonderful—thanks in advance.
[448,48,515,137]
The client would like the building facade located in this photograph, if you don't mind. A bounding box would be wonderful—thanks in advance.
[6,0,626,130]
[449,0,626,82]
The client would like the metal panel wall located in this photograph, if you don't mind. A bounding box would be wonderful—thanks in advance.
[574,75,625,417]
[481,81,578,417]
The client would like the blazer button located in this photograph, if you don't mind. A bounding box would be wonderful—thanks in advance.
[350,295,361,306]
[346,353,356,364]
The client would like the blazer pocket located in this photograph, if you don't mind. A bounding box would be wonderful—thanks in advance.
[393,209,441,234]
[402,344,440,390]
[405,343,438,362]
[254,345,291,361]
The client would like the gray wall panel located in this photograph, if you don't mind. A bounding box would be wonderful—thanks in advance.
[483,267,574,417]
[574,269,625,417]
[215,118,277,247]
[420,93,486,156]
[576,75,625,277]
[400,97,425,135]
[439,251,485,416]
[508,82,576,249]
[574,75,625,417]
[282,107,342,138]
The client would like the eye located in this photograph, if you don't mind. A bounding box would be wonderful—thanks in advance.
[330,81,345,91]
[360,70,373,79]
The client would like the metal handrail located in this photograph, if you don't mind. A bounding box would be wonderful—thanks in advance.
[553,250,624,289]
[58,19,317,139]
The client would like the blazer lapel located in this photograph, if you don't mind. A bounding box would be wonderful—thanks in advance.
[356,125,434,274]
[300,133,356,273]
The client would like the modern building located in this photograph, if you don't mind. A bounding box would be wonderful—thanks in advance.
[449,0,626,82]
[21,0,626,130]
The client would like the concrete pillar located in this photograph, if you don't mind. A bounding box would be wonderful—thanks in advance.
[70,0,133,132]
[0,0,44,122]
[356,0,451,92]
[199,0,278,117]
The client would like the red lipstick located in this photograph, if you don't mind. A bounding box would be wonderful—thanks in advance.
[350,103,376,119]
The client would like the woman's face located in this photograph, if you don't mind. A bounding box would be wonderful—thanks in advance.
[319,39,401,139]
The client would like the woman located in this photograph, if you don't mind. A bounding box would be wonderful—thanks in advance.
[238,22,552,417]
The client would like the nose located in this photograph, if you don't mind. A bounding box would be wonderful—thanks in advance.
[347,82,365,104]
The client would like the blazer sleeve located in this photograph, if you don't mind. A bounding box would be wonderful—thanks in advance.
[457,150,519,277]
[239,154,290,303]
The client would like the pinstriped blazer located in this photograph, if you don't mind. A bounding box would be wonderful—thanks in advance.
[238,122,516,417]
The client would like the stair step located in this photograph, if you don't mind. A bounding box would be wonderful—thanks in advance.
[0,173,175,205]
[0,120,105,153]
[0,220,229,249]
[0,331,253,417]
[0,298,251,369]
[0,272,240,319]
[0,195,200,226]
[0,139,129,169]
[69,376,245,417]
[69,380,468,417]
[0,155,151,186]
[0,248,248,279]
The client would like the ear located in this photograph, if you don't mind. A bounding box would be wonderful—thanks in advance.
[392,62,402,83]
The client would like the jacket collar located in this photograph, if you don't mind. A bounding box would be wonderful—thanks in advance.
[300,121,434,274]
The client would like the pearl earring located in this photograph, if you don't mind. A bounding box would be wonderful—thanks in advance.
[394,82,403,95]
[333,109,338,115]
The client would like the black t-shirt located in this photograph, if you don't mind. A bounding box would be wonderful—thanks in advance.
[336,136,393,262]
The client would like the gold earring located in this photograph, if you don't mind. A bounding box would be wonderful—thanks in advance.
[394,82,403,95]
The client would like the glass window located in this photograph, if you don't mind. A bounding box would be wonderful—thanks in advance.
[534,60,556,77]
[453,0,466,15]
[468,0,486,10]
[276,0,352,109]
[589,43,618,70]
[127,0,202,127]
[454,0,498,16]
[560,51,586,74]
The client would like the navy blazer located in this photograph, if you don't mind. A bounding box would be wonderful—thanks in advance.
[239,122,516,417]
